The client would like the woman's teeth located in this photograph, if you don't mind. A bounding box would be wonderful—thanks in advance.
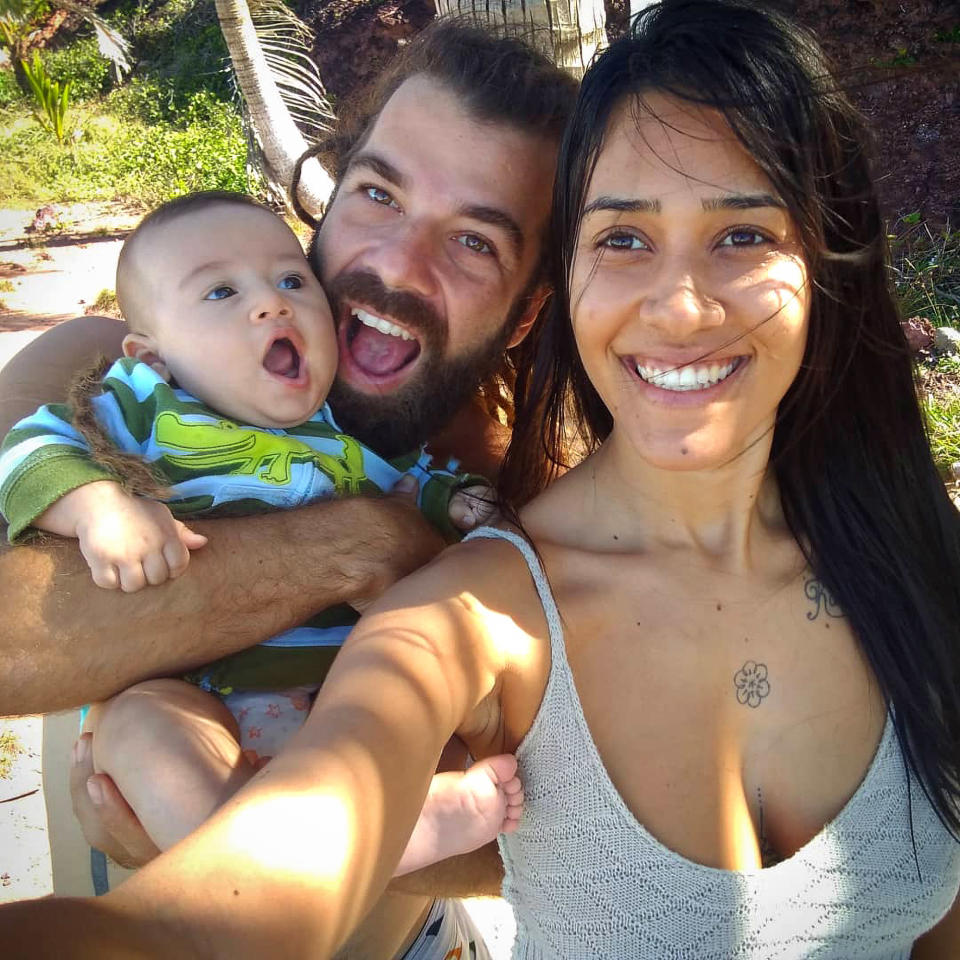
[636,360,740,391]
[352,308,414,341]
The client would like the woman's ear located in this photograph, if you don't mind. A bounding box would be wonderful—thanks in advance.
[507,285,552,349]
[121,332,170,381]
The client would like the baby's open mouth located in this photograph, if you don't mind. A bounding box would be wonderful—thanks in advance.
[263,336,302,379]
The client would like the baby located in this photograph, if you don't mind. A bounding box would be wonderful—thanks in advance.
[0,191,521,872]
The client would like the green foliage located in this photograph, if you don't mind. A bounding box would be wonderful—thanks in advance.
[933,25,960,43]
[0,94,249,205]
[871,47,918,68]
[20,49,71,144]
[0,65,23,106]
[42,35,112,101]
[891,224,960,329]
[922,391,960,474]
[0,728,23,779]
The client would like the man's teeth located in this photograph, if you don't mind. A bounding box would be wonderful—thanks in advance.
[352,308,414,341]
[636,360,739,391]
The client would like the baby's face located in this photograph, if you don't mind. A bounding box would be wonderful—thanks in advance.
[134,204,338,428]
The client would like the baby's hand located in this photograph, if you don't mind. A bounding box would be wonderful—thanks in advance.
[35,481,208,592]
[448,484,498,532]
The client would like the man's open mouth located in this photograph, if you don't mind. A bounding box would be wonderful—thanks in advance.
[343,306,422,378]
[262,333,305,382]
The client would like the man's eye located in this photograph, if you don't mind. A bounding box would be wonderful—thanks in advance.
[205,285,236,301]
[278,274,302,290]
[601,233,648,252]
[365,186,399,209]
[720,229,768,247]
[455,234,493,255]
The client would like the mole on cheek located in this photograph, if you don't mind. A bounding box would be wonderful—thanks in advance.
[680,447,689,456]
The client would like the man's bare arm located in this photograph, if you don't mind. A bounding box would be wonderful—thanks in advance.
[0,496,444,715]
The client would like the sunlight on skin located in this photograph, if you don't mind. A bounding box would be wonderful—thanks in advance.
[224,789,355,886]
[717,737,763,871]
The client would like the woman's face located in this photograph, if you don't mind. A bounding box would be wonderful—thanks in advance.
[571,93,810,471]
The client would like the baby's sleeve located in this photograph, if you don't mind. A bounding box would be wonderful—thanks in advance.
[0,358,149,542]
[0,402,115,541]
[416,459,492,543]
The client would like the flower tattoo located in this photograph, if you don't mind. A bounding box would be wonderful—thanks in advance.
[734,660,771,708]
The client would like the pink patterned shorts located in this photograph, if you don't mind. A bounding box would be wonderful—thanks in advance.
[220,685,317,766]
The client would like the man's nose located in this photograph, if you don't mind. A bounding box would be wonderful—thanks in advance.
[364,220,437,299]
[638,256,723,337]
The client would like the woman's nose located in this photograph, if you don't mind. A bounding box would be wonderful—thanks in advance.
[638,256,723,337]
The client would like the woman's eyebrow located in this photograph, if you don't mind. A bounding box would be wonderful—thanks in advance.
[701,193,785,211]
[583,196,661,216]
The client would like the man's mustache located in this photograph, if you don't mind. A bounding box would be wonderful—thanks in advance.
[326,270,448,351]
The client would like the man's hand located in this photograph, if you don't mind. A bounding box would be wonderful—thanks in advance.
[36,482,208,592]
[69,733,160,869]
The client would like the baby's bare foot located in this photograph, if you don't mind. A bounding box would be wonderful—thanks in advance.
[394,754,523,877]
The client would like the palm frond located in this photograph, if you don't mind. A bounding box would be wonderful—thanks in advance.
[243,0,334,143]
[57,0,131,76]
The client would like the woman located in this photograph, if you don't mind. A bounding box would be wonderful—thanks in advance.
[4,1,959,955]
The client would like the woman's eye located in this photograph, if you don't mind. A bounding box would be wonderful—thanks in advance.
[278,274,303,290]
[720,229,768,248]
[205,285,236,301]
[365,186,399,209]
[455,234,493,256]
[601,233,648,252]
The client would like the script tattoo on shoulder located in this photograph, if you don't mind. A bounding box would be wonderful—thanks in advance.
[804,576,844,621]
[734,661,770,708]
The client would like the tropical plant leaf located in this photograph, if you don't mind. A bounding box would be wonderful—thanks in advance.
[242,0,334,142]
[55,0,131,76]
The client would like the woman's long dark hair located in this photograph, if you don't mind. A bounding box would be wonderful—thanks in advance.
[502,0,960,834]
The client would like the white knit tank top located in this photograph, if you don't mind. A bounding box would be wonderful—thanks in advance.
[465,528,960,959]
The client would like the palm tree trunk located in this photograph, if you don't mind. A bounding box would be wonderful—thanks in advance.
[215,0,333,217]
[434,0,607,77]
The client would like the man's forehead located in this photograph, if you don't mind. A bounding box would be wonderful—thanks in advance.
[355,74,556,231]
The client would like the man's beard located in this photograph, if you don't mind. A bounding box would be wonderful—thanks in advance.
[324,269,519,458]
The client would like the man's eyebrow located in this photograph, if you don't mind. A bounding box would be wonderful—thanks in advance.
[701,193,785,211]
[346,151,406,189]
[459,204,525,260]
[582,197,662,216]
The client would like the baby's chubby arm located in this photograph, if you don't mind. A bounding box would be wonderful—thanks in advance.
[36,480,207,592]
[448,483,498,532]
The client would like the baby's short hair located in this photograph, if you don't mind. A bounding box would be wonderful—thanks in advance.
[117,191,276,328]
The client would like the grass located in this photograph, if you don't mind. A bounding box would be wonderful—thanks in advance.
[88,288,120,317]
[888,222,960,479]
[891,222,960,330]
[0,92,249,205]
[0,729,24,780]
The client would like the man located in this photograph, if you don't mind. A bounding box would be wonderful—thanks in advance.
[0,19,576,959]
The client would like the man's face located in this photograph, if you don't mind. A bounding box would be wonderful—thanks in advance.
[311,74,556,455]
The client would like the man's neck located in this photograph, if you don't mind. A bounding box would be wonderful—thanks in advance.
[426,398,510,479]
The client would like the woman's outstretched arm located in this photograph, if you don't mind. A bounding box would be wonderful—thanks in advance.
[0,538,532,958]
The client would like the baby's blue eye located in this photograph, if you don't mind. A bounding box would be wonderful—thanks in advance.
[278,274,303,290]
[205,285,235,301]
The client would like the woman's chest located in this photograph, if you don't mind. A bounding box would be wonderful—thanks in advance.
[552,565,887,871]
